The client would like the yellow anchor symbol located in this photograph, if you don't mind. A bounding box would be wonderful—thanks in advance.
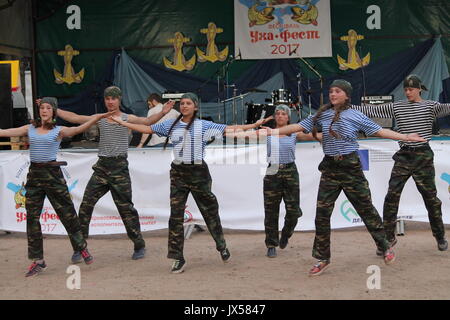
[53,44,85,85]
[196,22,229,63]
[163,32,196,72]
[337,30,370,70]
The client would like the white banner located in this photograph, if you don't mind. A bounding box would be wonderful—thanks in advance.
[234,0,332,59]
[0,139,449,235]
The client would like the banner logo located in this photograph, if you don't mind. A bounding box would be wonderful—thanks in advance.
[337,29,371,70]
[163,32,196,72]
[340,200,359,223]
[53,44,85,85]
[196,23,229,63]
[441,173,450,197]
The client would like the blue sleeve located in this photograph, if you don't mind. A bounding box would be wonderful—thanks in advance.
[299,115,315,133]
[204,120,226,140]
[151,119,173,137]
[354,111,382,136]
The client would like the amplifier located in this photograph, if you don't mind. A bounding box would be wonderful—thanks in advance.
[361,95,394,128]
[162,93,185,100]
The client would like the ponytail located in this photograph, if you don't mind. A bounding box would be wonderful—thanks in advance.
[163,110,198,149]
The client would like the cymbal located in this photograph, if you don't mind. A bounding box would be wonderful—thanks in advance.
[243,88,267,93]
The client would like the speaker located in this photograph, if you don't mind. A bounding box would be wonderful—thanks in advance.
[13,108,29,127]
[0,64,13,129]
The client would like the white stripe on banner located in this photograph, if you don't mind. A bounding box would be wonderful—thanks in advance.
[234,0,332,59]
[0,139,449,235]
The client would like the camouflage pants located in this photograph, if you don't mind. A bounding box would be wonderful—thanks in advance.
[25,165,87,260]
[383,146,445,242]
[79,157,145,250]
[313,152,389,261]
[263,163,302,248]
[168,161,226,260]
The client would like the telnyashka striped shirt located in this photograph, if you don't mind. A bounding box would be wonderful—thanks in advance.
[98,113,129,157]
[352,100,450,147]
[28,125,61,162]
[299,109,381,156]
[267,134,297,164]
[151,119,226,163]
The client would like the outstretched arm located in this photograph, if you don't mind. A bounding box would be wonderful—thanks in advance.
[110,116,153,134]
[374,129,426,142]
[0,125,29,137]
[260,123,305,136]
[351,103,395,119]
[433,102,450,119]
[57,109,94,124]
[59,112,113,138]
[128,100,176,125]
[224,116,272,137]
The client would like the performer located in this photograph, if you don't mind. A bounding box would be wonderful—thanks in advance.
[111,92,266,273]
[137,93,180,148]
[260,80,426,276]
[229,104,316,258]
[0,97,110,277]
[351,74,450,253]
[57,86,175,262]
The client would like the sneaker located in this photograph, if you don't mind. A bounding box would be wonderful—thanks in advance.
[220,248,231,263]
[71,251,82,264]
[308,260,330,276]
[132,247,146,260]
[376,238,398,257]
[25,261,47,277]
[437,238,448,251]
[279,236,288,249]
[267,247,277,258]
[384,248,396,265]
[80,248,94,265]
[171,259,186,274]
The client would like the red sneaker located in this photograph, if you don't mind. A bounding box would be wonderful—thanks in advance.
[308,260,330,276]
[384,248,396,265]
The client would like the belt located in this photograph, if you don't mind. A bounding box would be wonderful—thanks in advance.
[324,151,357,161]
[30,161,67,168]
[268,162,295,169]
[99,155,127,160]
[172,160,206,166]
[400,144,430,151]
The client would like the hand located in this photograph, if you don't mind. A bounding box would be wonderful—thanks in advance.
[96,111,115,120]
[162,100,175,115]
[406,133,426,142]
[35,99,42,106]
[109,115,123,124]
[254,116,273,128]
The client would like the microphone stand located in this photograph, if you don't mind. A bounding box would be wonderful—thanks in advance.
[296,72,303,120]
[299,58,324,108]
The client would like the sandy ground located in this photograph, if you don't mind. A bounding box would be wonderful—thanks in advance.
[0,222,449,300]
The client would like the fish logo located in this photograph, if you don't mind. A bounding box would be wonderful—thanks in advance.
[248,2,275,27]
[291,2,318,25]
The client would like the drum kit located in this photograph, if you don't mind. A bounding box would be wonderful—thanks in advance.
[245,88,301,125]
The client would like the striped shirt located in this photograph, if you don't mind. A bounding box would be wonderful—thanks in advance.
[98,113,129,157]
[151,119,226,163]
[352,100,450,147]
[267,134,297,164]
[299,108,381,156]
[28,125,61,162]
